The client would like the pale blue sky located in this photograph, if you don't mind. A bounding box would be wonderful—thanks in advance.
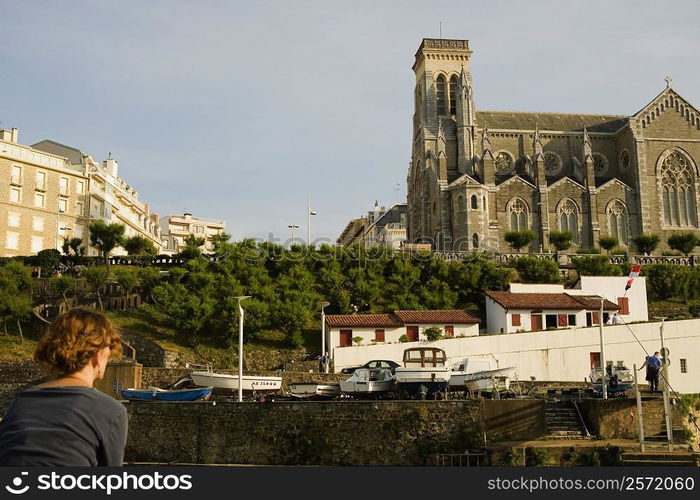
[2,0,699,244]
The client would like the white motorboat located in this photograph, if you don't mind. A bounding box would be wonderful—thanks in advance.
[394,347,452,396]
[289,383,341,399]
[449,358,516,393]
[340,368,394,396]
[189,370,282,392]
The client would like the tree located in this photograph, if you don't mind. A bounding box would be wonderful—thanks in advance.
[4,294,32,341]
[571,256,623,277]
[137,267,163,303]
[667,232,700,256]
[0,262,33,340]
[34,249,61,276]
[122,235,157,256]
[89,221,125,265]
[644,264,693,301]
[61,237,85,256]
[504,231,535,253]
[49,275,75,302]
[513,256,561,283]
[114,269,139,309]
[83,266,108,310]
[210,232,232,252]
[178,235,206,260]
[631,234,660,256]
[548,231,573,254]
[424,326,444,341]
[598,236,618,254]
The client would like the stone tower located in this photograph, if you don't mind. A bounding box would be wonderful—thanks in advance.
[407,39,474,248]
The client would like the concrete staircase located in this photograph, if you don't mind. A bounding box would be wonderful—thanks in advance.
[545,401,586,439]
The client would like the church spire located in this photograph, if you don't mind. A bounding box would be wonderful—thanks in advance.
[582,127,592,159]
[482,127,491,153]
[459,64,471,99]
[533,123,543,156]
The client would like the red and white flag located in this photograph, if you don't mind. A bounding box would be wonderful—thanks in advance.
[625,265,642,290]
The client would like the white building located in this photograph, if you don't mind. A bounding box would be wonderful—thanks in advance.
[331,318,700,393]
[32,141,162,256]
[326,310,480,349]
[159,213,226,254]
[485,276,648,334]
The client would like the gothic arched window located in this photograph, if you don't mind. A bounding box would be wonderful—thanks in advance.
[471,194,478,210]
[436,75,446,115]
[457,195,465,212]
[508,198,528,231]
[559,199,578,243]
[472,233,479,249]
[661,151,696,227]
[608,200,628,244]
[449,75,458,115]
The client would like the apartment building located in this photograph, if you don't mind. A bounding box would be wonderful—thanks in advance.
[32,140,162,256]
[159,213,226,254]
[336,202,407,249]
[1,128,89,257]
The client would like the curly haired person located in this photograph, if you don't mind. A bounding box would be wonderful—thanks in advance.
[0,308,127,466]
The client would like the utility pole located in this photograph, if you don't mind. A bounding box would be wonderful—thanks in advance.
[599,298,607,399]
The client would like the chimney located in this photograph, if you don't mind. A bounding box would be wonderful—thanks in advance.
[103,152,119,177]
[11,128,18,143]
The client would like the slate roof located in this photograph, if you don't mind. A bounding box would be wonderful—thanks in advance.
[485,291,619,311]
[394,310,481,324]
[476,111,628,133]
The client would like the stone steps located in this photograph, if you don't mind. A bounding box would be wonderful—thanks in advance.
[545,402,584,439]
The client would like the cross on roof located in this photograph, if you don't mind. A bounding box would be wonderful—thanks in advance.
[665,76,672,88]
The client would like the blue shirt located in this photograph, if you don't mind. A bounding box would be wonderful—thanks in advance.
[647,355,661,369]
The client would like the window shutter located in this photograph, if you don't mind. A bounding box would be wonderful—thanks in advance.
[592,312,599,325]
[512,314,521,327]
[617,297,629,315]
[558,314,568,327]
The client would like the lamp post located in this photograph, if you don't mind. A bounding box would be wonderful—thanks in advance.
[288,224,299,247]
[654,316,673,450]
[599,297,607,399]
[234,295,252,402]
[319,300,330,364]
[307,193,317,248]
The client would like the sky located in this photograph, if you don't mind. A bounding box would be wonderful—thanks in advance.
[2,0,700,245]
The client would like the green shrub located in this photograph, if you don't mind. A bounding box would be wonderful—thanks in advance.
[631,234,661,255]
[398,334,409,343]
[513,256,561,283]
[424,326,444,341]
[504,231,536,252]
[610,247,627,256]
[575,248,601,254]
[662,250,684,256]
[548,231,573,253]
[352,336,364,345]
[667,232,700,256]
[598,236,618,253]
[571,256,622,276]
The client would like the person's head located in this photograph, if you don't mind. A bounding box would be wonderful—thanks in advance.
[654,351,660,357]
[34,308,121,382]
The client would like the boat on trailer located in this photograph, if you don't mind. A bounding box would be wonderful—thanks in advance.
[289,383,341,399]
[188,365,282,393]
[449,358,516,393]
[121,387,213,402]
[340,368,394,397]
[394,347,451,397]
[589,365,633,396]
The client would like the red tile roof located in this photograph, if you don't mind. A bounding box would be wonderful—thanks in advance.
[485,291,619,311]
[394,310,481,324]
[325,314,403,328]
[569,295,620,311]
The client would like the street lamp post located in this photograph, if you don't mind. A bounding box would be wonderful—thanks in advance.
[319,300,330,364]
[307,193,317,248]
[234,295,252,402]
[288,224,299,247]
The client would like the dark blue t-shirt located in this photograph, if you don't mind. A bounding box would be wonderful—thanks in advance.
[646,355,662,369]
[0,386,127,466]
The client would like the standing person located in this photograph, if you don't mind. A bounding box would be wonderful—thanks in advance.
[638,351,662,392]
[0,308,127,466]
[320,351,329,374]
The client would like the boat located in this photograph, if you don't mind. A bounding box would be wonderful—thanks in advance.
[589,365,634,395]
[340,368,394,397]
[449,358,516,393]
[394,347,451,397]
[121,387,213,402]
[189,370,283,392]
[289,383,341,399]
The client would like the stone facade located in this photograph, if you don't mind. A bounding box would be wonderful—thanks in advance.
[407,39,700,253]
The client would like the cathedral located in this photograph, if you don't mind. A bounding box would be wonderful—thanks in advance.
[406,38,700,253]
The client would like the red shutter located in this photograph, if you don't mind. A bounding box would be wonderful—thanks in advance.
[592,312,599,325]
[406,326,419,342]
[339,330,352,347]
[512,314,521,327]
[531,315,542,331]
[444,325,454,338]
[375,329,385,342]
[558,314,568,327]
[617,297,629,315]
